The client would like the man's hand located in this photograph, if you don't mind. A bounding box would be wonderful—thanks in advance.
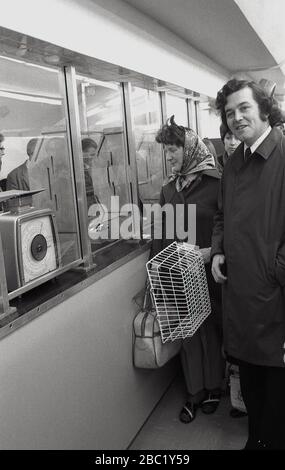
[211,254,227,283]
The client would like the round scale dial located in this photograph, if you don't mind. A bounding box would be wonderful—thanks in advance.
[20,215,57,284]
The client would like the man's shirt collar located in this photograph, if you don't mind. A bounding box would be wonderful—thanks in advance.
[244,126,271,156]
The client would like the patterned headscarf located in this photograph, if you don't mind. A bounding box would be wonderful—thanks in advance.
[168,128,216,192]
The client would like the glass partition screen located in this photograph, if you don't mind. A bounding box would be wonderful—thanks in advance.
[165,94,188,127]
[76,75,131,253]
[199,101,221,138]
[0,56,81,282]
[130,86,164,204]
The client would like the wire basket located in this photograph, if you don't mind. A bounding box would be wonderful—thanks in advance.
[146,241,211,343]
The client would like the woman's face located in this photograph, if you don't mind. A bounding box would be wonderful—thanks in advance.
[164,144,184,173]
[224,132,240,156]
[83,146,97,170]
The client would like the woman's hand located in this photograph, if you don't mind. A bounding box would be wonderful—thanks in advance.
[199,247,211,264]
[211,254,227,283]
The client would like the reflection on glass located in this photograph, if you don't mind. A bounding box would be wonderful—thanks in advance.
[164,94,188,177]
[199,101,221,138]
[81,137,98,209]
[165,94,188,127]
[0,56,81,278]
[76,75,130,252]
[130,87,164,204]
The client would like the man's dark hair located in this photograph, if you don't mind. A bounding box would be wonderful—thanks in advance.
[0,133,4,143]
[215,78,284,131]
[155,115,185,147]
[81,137,97,152]
[27,138,38,157]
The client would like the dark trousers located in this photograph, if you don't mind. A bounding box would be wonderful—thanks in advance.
[238,360,285,450]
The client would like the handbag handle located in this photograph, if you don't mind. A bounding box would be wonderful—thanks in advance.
[133,278,153,310]
[143,278,153,310]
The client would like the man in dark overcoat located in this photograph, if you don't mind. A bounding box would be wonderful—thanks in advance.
[211,78,285,450]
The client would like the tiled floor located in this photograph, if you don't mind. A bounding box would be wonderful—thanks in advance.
[130,374,248,450]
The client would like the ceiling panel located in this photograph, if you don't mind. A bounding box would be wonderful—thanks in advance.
[122,0,285,96]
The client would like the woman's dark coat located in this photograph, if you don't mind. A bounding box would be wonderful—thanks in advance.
[211,128,285,367]
[151,170,222,324]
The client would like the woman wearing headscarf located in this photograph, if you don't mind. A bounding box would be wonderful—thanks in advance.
[152,116,225,423]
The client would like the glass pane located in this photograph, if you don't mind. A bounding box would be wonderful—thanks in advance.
[199,101,221,138]
[130,87,163,204]
[0,56,81,281]
[165,94,188,127]
[163,94,189,177]
[76,75,131,253]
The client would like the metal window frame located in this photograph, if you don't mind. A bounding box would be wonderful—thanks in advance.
[121,82,141,238]
[64,66,93,270]
[186,98,192,128]
[0,234,16,319]
[188,99,197,133]
[159,91,168,179]
[194,100,202,135]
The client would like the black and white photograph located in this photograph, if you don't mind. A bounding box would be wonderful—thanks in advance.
[0,0,284,455]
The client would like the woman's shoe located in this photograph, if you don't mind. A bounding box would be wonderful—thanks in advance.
[179,402,197,424]
[201,392,221,414]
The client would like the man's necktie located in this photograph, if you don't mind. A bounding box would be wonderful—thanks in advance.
[244,147,252,162]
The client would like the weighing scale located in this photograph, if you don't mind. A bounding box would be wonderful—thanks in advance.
[0,189,61,292]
